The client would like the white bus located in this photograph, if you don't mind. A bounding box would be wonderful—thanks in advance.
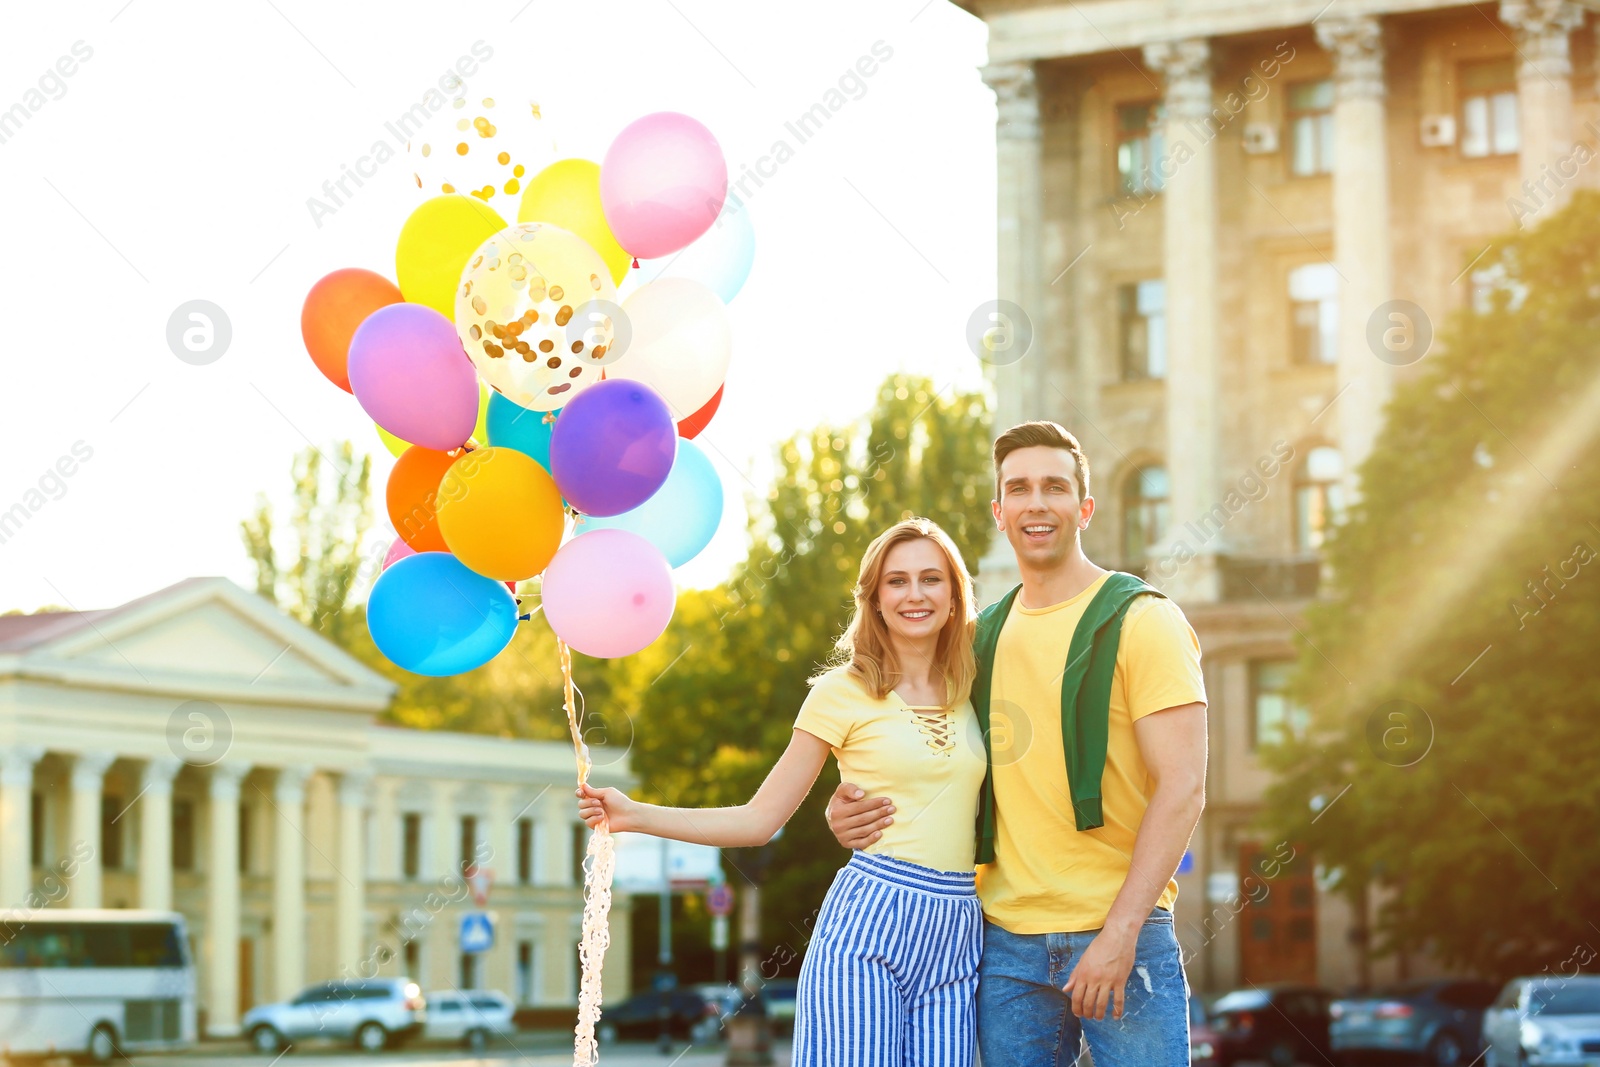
[0,909,197,1061]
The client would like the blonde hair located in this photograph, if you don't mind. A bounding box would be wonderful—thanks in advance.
[813,517,977,710]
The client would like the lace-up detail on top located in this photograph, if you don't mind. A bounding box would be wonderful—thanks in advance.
[904,705,957,756]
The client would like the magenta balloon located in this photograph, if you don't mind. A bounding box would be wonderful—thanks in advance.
[382,537,416,570]
[348,303,478,451]
[600,112,728,259]
[542,529,675,658]
[549,379,678,517]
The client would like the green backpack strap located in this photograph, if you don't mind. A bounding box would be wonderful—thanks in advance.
[972,584,1021,865]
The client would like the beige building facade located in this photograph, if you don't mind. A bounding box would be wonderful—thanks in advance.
[961,0,1598,990]
[0,577,632,1035]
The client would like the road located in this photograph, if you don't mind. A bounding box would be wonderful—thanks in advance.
[116,1037,794,1067]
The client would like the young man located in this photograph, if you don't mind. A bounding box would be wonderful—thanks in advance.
[825,420,1207,1067]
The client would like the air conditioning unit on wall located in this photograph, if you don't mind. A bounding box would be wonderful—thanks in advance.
[1242,122,1279,154]
[1420,114,1456,147]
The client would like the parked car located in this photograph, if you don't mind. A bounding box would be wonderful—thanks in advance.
[242,977,425,1053]
[1330,979,1498,1065]
[762,977,798,1026]
[1207,985,1334,1067]
[422,989,516,1050]
[594,988,721,1044]
[692,982,768,1035]
[1481,974,1600,1067]
[1190,994,1221,1067]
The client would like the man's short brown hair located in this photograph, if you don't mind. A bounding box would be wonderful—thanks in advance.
[992,421,1091,501]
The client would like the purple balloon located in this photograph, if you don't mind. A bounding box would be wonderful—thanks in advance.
[550,379,677,517]
[348,303,478,451]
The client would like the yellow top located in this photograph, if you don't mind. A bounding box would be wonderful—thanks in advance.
[795,666,987,873]
[976,572,1207,934]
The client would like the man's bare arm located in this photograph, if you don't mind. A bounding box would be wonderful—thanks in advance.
[823,781,896,849]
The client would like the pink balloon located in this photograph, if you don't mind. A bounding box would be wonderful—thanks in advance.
[382,537,416,570]
[600,112,728,260]
[348,303,478,451]
[541,529,674,658]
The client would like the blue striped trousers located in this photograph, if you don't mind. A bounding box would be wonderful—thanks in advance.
[793,851,983,1066]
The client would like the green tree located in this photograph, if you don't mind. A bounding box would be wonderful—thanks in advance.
[608,373,994,975]
[1260,191,1600,978]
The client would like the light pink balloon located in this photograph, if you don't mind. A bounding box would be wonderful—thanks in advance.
[600,112,728,260]
[382,538,417,570]
[541,528,675,658]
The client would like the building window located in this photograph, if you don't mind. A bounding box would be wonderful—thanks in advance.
[459,815,477,874]
[1460,59,1518,158]
[517,818,535,884]
[100,795,124,871]
[238,803,251,874]
[1118,281,1167,380]
[402,813,422,880]
[1294,446,1345,553]
[172,799,195,871]
[30,791,43,867]
[1116,101,1166,196]
[1288,263,1339,365]
[1251,660,1310,749]
[460,952,479,990]
[517,940,536,1004]
[1287,80,1335,176]
[402,940,420,981]
[1122,464,1170,563]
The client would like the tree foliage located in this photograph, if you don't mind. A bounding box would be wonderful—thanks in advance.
[1259,191,1600,978]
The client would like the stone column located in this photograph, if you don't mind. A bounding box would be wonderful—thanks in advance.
[540,793,574,888]
[0,746,44,905]
[432,781,457,880]
[1144,38,1222,602]
[976,60,1044,605]
[68,751,115,908]
[272,765,310,1000]
[1501,1,1585,205]
[483,785,517,994]
[1316,16,1393,505]
[208,761,252,1036]
[138,756,181,911]
[336,771,370,980]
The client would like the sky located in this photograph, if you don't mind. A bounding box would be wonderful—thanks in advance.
[0,0,995,615]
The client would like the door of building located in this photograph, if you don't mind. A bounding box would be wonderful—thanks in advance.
[1237,842,1317,985]
[239,937,254,1018]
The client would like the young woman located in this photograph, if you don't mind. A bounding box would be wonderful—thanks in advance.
[576,517,988,1066]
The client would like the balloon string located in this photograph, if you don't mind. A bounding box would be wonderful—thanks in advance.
[562,639,614,1066]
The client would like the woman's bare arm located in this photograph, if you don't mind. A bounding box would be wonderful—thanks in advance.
[577,729,834,848]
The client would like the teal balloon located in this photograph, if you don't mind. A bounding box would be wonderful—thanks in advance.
[578,437,723,567]
[631,201,755,304]
[367,552,517,676]
[486,392,558,471]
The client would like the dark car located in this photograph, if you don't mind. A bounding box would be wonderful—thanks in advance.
[594,989,720,1044]
[1330,979,1498,1065]
[1208,985,1334,1066]
[1191,994,1221,1067]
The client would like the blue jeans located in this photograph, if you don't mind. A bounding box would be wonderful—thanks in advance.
[976,908,1189,1067]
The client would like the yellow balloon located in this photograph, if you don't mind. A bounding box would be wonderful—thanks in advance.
[518,160,632,286]
[435,447,564,581]
[396,196,507,317]
[374,383,490,456]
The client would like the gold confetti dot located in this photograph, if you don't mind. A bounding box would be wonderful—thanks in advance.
[571,340,584,354]
[521,348,537,363]
[521,310,539,325]
[471,295,486,315]
[479,185,495,198]
[590,273,602,291]
[457,119,470,131]
[414,173,422,187]
[497,151,510,165]
[483,97,494,107]
[442,183,455,193]
[456,143,469,156]
[513,164,525,178]
[547,356,562,369]
[421,144,432,157]
[471,255,483,269]
[555,305,573,327]
[470,324,482,340]
[453,97,467,109]
[478,123,497,138]
[568,367,582,378]
[530,103,541,118]
[549,285,564,301]
[539,339,554,353]
[592,345,607,360]
[504,178,520,195]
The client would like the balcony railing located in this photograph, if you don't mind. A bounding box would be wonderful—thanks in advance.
[1218,555,1321,601]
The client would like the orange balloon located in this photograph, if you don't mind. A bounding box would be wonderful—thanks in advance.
[436,447,565,581]
[387,445,461,552]
[301,268,404,392]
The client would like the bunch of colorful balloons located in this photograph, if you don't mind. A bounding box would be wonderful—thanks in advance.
[300,111,754,676]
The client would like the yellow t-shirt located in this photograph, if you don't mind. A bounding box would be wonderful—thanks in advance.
[976,572,1207,934]
[795,666,987,873]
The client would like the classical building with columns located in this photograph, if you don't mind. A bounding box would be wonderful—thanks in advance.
[0,577,632,1035]
[959,0,1596,990]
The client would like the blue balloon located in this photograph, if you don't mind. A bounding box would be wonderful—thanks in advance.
[486,392,559,471]
[629,200,755,304]
[578,438,723,567]
[367,552,517,676]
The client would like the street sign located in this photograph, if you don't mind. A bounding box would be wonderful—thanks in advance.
[459,911,494,954]
[465,864,494,906]
[711,915,729,950]
[708,883,734,917]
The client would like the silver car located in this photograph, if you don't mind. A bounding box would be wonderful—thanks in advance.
[242,977,426,1053]
[1482,975,1600,1067]
[423,989,516,1050]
